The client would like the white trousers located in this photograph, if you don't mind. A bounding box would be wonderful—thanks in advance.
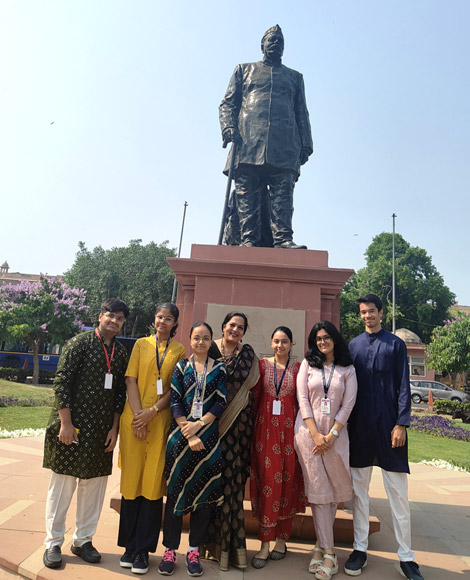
[351,467,414,561]
[44,471,108,549]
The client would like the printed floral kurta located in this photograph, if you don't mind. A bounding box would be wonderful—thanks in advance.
[43,330,128,479]
[250,358,306,539]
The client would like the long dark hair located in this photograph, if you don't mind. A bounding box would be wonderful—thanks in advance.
[305,321,352,369]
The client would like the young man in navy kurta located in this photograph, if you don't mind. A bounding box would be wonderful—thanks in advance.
[345,294,424,580]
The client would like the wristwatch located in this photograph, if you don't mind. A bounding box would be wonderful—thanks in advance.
[199,419,205,428]
[330,428,339,437]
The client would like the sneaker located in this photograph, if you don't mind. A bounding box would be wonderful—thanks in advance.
[344,550,367,576]
[120,550,135,568]
[158,549,177,576]
[399,561,424,580]
[132,551,149,574]
[186,549,203,577]
[43,545,62,569]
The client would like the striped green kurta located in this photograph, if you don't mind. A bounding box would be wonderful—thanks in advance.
[165,358,226,516]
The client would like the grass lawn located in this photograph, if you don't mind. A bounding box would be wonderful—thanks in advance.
[0,379,54,403]
[0,406,51,431]
[408,429,470,471]
[0,379,54,431]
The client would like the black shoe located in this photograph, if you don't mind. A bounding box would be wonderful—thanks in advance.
[270,547,287,560]
[43,545,62,569]
[400,561,424,580]
[132,551,149,574]
[344,550,367,576]
[120,550,135,568]
[274,241,307,249]
[251,555,269,569]
[70,541,101,563]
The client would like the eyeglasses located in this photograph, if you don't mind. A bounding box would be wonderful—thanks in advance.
[104,312,126,323]
[156,315,175,323]
[316,336,332,344]
[191,336,212,343]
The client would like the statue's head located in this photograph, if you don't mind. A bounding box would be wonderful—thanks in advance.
[261,25,284,60]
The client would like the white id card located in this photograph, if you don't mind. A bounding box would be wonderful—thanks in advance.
[272,399,281,415]
[321,397,331,414]
[104,373,113,389]
[193,401,203,419]
[156,378,163,395]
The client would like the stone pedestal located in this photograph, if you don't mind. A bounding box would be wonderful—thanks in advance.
[167,244,354,353]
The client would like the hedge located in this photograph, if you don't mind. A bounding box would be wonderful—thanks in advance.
[434,399,470,415]
[0,368,27,383]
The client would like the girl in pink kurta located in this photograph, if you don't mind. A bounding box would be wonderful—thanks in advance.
[294,321,357,580]
[250,326,306,569]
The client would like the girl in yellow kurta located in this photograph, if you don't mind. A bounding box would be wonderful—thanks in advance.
[118,303,185,574]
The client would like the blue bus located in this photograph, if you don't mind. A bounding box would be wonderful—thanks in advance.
[0,334,137,373]
[0,341,61,371]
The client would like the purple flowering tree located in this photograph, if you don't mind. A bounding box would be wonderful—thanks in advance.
[0,275,89,384]
[426,313,470,377]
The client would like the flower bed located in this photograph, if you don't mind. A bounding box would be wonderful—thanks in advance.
[0,395,54,407]
[410,414,470,442]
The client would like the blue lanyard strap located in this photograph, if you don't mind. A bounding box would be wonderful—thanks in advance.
[273,358,289,400]
[192,356,209,401]
[321,364,336,398]
[156,337,171,376]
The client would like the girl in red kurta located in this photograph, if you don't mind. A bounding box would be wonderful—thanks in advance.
[250,326,306,568]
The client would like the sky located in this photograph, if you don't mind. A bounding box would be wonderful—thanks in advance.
[1,1,469,305]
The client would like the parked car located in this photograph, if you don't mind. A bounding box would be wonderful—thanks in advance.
[410,380,470,404]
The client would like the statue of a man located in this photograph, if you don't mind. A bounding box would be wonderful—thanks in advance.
[219,25,313,249]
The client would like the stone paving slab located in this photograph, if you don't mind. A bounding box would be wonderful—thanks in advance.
[0,437,468,580]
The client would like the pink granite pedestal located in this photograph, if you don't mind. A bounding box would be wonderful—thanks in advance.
[168,244,354,354]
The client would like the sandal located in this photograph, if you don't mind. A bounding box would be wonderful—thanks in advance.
[315,553,338,579]
[308,546,324,574]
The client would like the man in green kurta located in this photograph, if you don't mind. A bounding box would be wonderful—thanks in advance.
[42,298,129,569]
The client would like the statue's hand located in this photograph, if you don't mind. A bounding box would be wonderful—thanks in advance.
[222,127,240,149]
[300,147,312,165]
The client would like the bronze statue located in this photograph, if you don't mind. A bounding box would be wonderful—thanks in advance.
[219,25,313,249]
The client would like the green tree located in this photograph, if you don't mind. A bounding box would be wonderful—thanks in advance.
[426,313,470,374]
[65,240,176,337]
[0,276,89,384]
[341,233,455,343]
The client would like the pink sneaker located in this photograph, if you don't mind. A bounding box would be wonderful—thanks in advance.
[158,549,177,576]
[186,549,203,576]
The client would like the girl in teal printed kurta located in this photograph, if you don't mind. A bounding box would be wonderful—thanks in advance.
[158,322,226,577]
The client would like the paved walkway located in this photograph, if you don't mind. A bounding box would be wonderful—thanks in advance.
[0,436,468,580]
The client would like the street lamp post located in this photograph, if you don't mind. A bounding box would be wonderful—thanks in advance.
[392,213,397,333]
[171,201,188,303]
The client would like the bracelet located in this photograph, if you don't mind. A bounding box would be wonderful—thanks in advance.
[153,403,159,413]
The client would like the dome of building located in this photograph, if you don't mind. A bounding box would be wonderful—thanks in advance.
[395,328,421,343]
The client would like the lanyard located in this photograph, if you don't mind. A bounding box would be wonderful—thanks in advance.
[192,355,208,401]
[321,364,336,398]
[94,328,115,374]
[155,337,171,377]
[273,357,289,400]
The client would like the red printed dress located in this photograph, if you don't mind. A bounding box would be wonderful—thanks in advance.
[250,358,306,541]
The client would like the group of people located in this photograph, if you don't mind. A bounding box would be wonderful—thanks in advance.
[41,293,424,580]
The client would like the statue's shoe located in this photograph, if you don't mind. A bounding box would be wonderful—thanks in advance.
[275,241,307,249]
